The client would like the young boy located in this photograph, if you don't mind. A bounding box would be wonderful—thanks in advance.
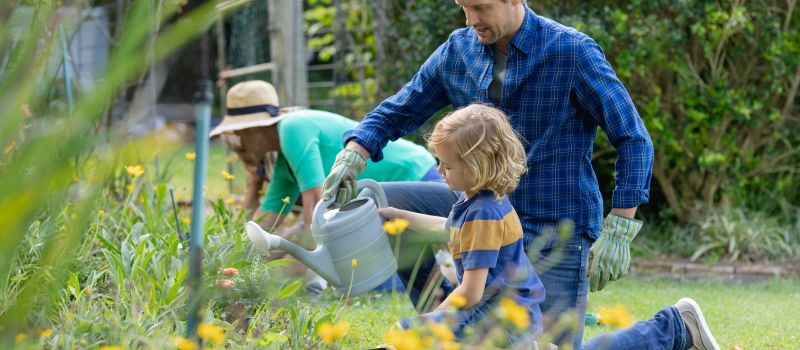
[378,103,544,342]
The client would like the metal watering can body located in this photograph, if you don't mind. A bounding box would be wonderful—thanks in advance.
[246,179,398,296]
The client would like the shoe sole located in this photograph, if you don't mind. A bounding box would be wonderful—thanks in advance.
[678,298,720,350]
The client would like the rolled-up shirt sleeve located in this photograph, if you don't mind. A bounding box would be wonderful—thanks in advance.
[573,38,654,209]
[344,41,451,162]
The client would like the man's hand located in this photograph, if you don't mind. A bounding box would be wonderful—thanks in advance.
[587,213,643,292]
[322,148,366,206]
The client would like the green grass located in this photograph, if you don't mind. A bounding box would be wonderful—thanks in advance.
[163,142,249,200]
[584,277,800,349]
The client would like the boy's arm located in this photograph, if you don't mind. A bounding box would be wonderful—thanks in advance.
[377,207,447,235]
[435,268,488,310]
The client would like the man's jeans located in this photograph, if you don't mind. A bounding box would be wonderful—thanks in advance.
[375,181,690,350]
[583,305,692,350]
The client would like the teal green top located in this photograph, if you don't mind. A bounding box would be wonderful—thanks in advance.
[261,110,436,213]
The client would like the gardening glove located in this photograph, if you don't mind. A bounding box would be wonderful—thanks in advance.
[322,149,366,206]
[587,213,643,292]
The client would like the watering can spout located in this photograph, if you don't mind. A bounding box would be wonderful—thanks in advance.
[245,221,341,286]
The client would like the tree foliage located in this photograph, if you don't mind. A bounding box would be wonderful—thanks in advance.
[307,0,799,225]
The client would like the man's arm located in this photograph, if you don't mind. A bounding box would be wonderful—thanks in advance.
[342,40,453,162]
[573,37,654,211]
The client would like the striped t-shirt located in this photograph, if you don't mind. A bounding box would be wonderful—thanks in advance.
[446,190,545,325]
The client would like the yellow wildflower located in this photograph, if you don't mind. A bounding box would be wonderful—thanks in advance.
[126,184,135,193]
[383,221,398,235]
[383,327,421,350]
[226,153,238,162]
[449,294,467,308]
[597,305,634,329]
[98,209,105,217]
[258,188,266,196]
[37,328,53,337]
[124,164,144,178]
[442,341,461,350]
[197,323,224,345]
[99,347,123,350]
[351,259,358,268]
[15,333,26,344]
[282,196,291,205]
[318,321,349,344]
[383,218,409,235]
[72,174,79,183]
[428,322,454,342]
[222,170,236,181]
[185,152,196,161]
[171,336,196,350]
[393,218,409,233]
[182,217,190,226]
[498,298,530,330]
[4,140,16,154]
[226,197,234,205]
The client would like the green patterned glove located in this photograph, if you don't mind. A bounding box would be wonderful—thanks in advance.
[322,149,367,206]
[587,213,643,292]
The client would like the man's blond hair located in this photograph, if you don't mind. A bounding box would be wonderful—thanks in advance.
[427,104,527,199]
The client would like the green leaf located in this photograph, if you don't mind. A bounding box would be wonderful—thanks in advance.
[277,280,303,299]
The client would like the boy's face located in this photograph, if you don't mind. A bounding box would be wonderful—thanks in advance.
[435,142,475,197]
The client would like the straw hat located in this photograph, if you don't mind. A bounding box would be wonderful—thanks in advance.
[209,80,285,137]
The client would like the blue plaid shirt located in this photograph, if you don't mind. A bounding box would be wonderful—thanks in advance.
[344,6,653,243]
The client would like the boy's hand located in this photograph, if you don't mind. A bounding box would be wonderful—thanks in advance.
[587,213,643,292]
[377,207,401,221]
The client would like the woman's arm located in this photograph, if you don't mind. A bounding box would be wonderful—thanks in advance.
[435,268,488,311]
[377,207,447,235]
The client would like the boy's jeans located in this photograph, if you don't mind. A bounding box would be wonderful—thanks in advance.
[374,182,690,350]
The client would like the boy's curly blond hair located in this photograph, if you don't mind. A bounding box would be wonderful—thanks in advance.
[426,104,527,199]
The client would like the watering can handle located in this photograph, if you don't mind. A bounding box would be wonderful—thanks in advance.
[356,179,387,209]
[312,179,387,229]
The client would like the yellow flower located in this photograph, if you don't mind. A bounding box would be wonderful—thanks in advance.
[197,323,224,345]
[72,174,79,183]
[221,170,236,181]
[282,196,291,205]
[383,327,421,350]
[258,188,266,196]
[226,197,234,205]
[124,164,144,178]
[383,218,409,235]
[498,298,530,330]
[126,184,135,193]
[393,218,410,233]
[37,328,53,337]
[171,336,197,350]
[182,217,190,226]
[428,322,454,342]
[185,152,196,161]
[449,293,467,308]
[442,341,461,350]
[15,333,26,344]
[99,347,123,350]
[597,305,634,329]
[383,221,398,235]
[4,140,16,154]
[318,321,349,344]
[351,259,358,268]
[98,209,105,217]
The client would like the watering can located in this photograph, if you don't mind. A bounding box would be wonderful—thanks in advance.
[245,179,398,296]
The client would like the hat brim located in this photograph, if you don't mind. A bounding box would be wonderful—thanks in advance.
[209,112,287,137]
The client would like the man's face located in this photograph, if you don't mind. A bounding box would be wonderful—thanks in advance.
[457,0,519,45]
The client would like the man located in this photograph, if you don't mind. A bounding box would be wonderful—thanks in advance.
[323,1,719,349]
